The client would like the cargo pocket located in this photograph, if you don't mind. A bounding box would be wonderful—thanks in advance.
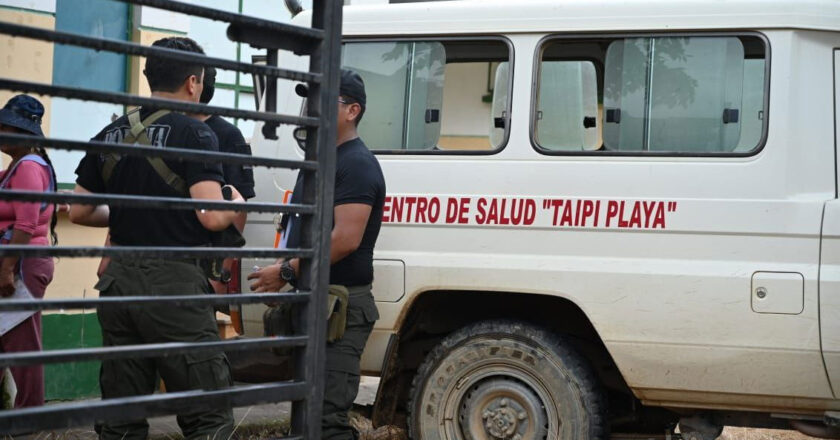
[144,281,217,341]
[323,370,358,412]
[359,298,380,323]
[185,352,233,390]
[94,274,129,336]
[93,274,116,296]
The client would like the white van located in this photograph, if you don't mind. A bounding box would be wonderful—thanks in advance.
[238,1,840,438]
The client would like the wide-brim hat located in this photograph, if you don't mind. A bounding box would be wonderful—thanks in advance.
[0,94,45,137]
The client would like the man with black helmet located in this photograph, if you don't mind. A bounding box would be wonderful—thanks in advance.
[248,69,386,440]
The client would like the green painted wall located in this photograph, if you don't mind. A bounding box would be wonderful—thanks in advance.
[42,312,101,400]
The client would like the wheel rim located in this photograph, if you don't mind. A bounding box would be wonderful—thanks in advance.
[459,378,548,440]
[436,361,559,439]
[415,336,575,440]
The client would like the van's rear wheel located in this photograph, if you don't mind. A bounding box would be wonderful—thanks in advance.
[408,321,607,440]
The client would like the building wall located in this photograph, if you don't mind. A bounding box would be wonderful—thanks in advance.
[0,6,54,137]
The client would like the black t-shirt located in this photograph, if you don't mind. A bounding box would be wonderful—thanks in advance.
[75,108,225,247]
[204,115,255,200]
[286,138,386,286]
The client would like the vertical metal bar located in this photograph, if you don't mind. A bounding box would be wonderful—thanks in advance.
[290,1,343,438]
[262,49,279,140]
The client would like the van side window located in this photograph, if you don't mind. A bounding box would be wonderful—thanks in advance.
[534,35,767,155]
[535,61,599,150]
[342,39,512,153]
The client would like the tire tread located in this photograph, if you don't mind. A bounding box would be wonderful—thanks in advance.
[407,320,608,440]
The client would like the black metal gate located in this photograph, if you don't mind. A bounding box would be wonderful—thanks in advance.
[0,1,342,437]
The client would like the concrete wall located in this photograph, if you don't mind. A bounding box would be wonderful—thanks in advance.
[0,7,54,137]
[52,214,107,299]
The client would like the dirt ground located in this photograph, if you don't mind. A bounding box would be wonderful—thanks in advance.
[719,428,816,440]
[5,378,824,439]
[4,421,821,440]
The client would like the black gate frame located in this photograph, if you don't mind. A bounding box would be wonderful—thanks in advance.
[0,1,342,438]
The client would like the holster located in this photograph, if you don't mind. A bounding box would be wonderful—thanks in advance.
[326,285,350,343]
[262,284,353,348]
[203,224,246,282]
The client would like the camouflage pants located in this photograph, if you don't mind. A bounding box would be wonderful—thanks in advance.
[95,258,234,440]
[322,286,379,440]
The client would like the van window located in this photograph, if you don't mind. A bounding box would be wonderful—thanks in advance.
[535,35,767,155]
[342,39,511,152]
[490,62,510,148]
[535,61,599,150]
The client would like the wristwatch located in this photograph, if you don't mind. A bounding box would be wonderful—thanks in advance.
[280,260,297,285]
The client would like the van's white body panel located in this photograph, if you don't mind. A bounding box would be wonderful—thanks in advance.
[242,0,840,414]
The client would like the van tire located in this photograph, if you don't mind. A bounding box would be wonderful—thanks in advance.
[407,320,607,440]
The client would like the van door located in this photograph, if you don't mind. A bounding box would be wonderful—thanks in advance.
[822,49,840,398]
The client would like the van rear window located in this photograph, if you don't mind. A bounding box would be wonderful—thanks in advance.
[341,39,512,153]
[534,35,768,155]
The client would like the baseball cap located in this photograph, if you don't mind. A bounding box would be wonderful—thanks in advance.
[295,69,366,108]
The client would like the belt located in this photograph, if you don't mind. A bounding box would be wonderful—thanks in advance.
[109,241,209,266]
[346,284,372,296]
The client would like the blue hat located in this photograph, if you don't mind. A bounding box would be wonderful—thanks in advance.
[0,95,45,137]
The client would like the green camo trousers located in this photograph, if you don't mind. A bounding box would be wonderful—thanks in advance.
[94,258,234,440]
[322,287,379,440]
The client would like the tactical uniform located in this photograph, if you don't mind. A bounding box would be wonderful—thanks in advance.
[76,108,234,440]
[286,136,386,440]
[204,115,255,200]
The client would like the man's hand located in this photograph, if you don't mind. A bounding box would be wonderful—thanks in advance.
[69,184,109,227]
[223,184,245,204]
[247,263,286,293]
[0,268,15,297]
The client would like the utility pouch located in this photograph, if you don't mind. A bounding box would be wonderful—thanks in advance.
[326,285,349,343]
[263,284,350,348]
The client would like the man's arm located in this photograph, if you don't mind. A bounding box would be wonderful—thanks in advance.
[329,202,372,263]
[69,184,110,227]
[190,182,244,232]
[247,203,371,292]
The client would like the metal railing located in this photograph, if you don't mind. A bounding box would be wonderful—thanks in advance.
[0,0,342,438]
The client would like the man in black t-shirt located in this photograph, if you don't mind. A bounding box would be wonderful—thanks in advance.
[197,66,255,202]
[248,70,386,440]
[69,37,242,440]
[195,66,255,297]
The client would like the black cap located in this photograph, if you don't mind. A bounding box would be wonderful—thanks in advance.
[295,69,366,108]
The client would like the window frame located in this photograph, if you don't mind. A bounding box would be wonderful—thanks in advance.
[530,31,772,158]
[340,35,515,156]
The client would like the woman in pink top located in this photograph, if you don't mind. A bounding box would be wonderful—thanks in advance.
[0,95,58,408]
